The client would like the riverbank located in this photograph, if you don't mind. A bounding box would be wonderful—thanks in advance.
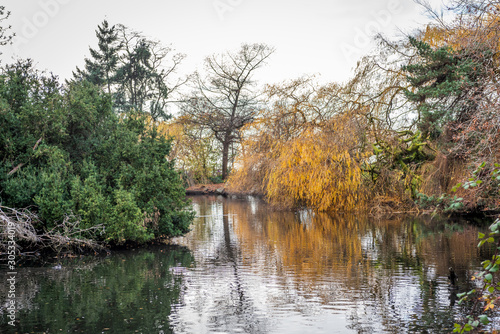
[186,183,227,196]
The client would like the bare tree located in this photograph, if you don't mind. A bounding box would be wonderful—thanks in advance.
[0,6,13,56]
[182,43,274,180]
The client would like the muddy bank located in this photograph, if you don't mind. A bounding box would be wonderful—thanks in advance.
[186,183,227,195]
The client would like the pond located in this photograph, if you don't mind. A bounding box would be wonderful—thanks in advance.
[0,195,492,333]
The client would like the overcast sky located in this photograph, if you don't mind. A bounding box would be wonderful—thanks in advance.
[1,0,447,86]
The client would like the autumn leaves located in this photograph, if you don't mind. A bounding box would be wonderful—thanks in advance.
[227,79,367,211]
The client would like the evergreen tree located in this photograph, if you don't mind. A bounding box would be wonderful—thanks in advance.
[74,20,121,94]
[1,60,193,244]
[114,36,152,113]
[402,37,489,138]
[114,24,186,120]
[75,22,186,121]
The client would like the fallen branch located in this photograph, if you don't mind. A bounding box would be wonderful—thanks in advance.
[0,206,107,254]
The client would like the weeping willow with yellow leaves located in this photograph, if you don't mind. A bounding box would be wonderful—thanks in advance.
[228,78,368,211]
[265,116,366,211]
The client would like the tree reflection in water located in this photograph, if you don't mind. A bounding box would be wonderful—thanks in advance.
[0,196,489,333]
[0,245,194,333]
[171,195,485,333]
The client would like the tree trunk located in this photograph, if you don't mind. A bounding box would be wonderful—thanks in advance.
[221,139,230,181]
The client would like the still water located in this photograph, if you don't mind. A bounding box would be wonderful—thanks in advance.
[0,195,491,333]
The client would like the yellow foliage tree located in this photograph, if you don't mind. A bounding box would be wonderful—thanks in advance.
[145,115,221,185]
[265,115,366,211]
[228,78,367,211]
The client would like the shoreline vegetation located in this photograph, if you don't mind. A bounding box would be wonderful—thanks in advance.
[0,205,106,255]
[186,182,500,218]
[3,179,497,258]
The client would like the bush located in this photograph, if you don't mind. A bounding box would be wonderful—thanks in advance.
[0,60,193,245]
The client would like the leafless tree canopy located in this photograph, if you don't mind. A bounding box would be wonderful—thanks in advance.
[181,43,274,179]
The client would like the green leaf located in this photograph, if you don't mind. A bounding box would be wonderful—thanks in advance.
[479,315,489,325]
[479,232,485,239]
[485,273,493,281]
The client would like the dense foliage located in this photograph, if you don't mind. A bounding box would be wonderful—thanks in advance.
[403,37,490,139]
[0,60,193,246]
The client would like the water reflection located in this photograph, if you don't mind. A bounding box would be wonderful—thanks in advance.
[170,195,485,333]
[0,196,489,333]
[0,245,193,333]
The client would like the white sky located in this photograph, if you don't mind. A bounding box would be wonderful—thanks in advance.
[1,0,447,86]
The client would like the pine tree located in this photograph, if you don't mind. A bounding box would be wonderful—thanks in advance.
[114,36,153,113]
[75,22,186,120]
[403,37,489,138]
[74,20,121,94]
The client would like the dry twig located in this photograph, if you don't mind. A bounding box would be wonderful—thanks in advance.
[0,206,107,254]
